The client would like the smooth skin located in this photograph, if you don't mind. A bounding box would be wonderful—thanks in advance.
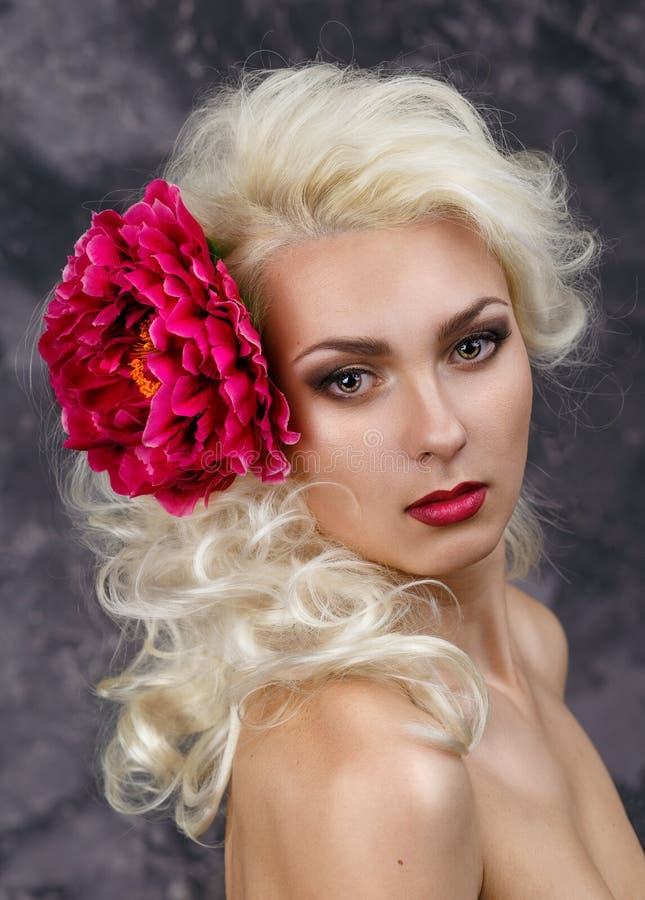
[224,221,645,898]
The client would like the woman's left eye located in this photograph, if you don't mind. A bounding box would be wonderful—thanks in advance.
[453,328,511,364]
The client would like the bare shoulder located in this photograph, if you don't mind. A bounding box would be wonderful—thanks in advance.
[507,582,569,699]
[230,678,483,899]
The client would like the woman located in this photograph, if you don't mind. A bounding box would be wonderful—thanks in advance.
[38,63,644,897]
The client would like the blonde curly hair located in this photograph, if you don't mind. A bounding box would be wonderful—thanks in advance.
[45,62,600,840]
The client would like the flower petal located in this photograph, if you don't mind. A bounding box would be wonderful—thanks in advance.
[38,179,300,515]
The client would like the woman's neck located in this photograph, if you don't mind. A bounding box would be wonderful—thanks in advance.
[406,537,524,693]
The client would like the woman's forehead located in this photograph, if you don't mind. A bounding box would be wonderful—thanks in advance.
[261,220,510,350]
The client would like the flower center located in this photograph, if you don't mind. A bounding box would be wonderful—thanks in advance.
[129,317,160,398]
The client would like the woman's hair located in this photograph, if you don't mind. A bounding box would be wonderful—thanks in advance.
[44,62,601,840]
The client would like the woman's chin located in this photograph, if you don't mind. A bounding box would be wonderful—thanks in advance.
[358,526,507,581]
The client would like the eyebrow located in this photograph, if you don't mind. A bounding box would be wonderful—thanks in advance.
[292,296,511,364]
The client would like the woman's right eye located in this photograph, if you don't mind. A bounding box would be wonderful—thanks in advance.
[315,367,375,398]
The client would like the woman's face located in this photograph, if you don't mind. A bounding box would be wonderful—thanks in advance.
[260,220,533,579]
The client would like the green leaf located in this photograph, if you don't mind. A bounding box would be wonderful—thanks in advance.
[206,237,224,263]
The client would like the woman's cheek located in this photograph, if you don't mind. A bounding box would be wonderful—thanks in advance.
[488,346,533,445]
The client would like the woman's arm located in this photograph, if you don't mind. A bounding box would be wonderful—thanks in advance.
[230,680,483,899]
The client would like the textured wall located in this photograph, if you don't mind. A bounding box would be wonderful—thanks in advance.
[1,1,643,897]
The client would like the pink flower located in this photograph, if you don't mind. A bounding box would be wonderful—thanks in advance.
[38,179,301,516]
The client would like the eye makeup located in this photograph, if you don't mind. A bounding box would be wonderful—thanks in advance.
[307,317,513,399]
[453,320,512,365]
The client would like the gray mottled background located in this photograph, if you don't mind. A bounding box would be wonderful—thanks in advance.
[1,1,644,897]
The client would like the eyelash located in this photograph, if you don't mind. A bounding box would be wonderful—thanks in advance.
[314,325,513,399]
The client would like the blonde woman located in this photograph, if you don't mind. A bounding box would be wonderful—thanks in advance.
[38,63,644,898]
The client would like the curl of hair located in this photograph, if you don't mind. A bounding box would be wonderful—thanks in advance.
[41,62,601,840]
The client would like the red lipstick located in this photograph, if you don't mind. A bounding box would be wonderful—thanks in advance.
[406,481,487,527]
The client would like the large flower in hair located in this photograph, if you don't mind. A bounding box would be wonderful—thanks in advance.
[38,179,301,516]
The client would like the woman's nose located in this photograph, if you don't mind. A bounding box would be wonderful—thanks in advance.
[400,375,467,464]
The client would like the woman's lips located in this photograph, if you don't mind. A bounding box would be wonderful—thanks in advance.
[406,483,487,527]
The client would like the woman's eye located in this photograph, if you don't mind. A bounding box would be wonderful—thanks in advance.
[453,329,509,364]
[315,367,373,397]
[455,335,488,361]
[335,371,363,393]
